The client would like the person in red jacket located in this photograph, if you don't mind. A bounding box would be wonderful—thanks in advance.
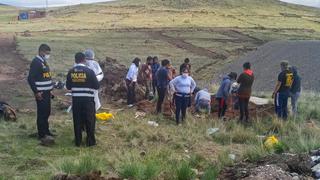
[237,62,254,124]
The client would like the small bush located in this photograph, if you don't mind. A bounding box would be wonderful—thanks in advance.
[176,162,196,180]
[217,150,233,167]
[143,161,161,180]
[59,155,100,175]
[212,132,231,145]
[189,154,207,169]
[243,145,268,162]
[119,162,143,179]
[201,166,219,180]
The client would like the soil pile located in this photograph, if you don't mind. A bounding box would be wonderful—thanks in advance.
[218,40,320,92]
[219,154,314,180]
[99,57,146,104]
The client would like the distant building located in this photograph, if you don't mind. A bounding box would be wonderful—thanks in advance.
[18,10,46,20]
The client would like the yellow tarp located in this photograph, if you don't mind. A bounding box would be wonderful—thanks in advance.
[96,112,114,121]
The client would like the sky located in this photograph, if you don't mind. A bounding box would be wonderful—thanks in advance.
[0,0,319,8]
[280,0,320,7]
[0,0,114,7]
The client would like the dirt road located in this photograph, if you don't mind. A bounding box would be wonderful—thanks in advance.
[0,34,32,108]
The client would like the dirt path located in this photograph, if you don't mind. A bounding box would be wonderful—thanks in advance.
[0,34,31,108]
[148,31,228,60]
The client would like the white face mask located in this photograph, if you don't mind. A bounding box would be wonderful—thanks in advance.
[182,73,189,78]
[44,54,50,60]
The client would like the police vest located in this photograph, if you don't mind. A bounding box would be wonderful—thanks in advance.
[35,55,53,91]
[69,65,96,98]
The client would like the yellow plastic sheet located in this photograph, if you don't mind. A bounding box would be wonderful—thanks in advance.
[264,135,279,150]
[96,112,114,121]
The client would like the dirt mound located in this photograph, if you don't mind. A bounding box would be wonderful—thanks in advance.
[218,40,320,92]
[53,171,121,180]
[219,154,313,180]
[99,57,146,104]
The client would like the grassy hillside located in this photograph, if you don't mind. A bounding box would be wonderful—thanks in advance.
[1,0,320,179]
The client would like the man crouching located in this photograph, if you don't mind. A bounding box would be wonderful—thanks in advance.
[66,52,99,147]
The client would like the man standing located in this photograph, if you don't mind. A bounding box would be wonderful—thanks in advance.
[28,44,55,144]
[126,58,141,107]
[66,52,99,147]
[289,66,301,117]
[140,56,153,99]
[151,56,160,96]
[179,58,191,75]
[84,49,104,111]
[237,62,254,123]
[156,59,170,113]
[272,61,293,120]
[216,72,237,118]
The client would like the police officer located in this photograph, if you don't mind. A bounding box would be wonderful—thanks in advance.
[66,52,99,147]
[28,44,54,144]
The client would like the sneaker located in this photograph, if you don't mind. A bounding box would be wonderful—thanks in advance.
[40,135,55,146]
[127,104,134,108]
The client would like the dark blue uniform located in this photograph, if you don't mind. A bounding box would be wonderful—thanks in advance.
[66,64,99,146]
[28,55,53,138]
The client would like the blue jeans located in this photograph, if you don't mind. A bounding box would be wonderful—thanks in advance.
[175,94,190,124]
[275,92,289,120]
[290,92,300,116]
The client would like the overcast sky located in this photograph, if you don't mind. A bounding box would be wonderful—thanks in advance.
[0,0,114,7]
[0,0,319,8]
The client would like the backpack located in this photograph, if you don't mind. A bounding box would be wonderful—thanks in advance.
[0,102,17,121]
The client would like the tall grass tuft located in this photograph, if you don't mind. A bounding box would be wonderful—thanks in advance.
[201,165,219,180]
[176,162,196,180]
[59,155,100,175]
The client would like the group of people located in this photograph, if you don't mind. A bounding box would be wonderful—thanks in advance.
[27,43,301,147]
[126,56,301,126]
[28,44,104,146]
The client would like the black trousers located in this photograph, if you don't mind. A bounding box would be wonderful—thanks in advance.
[152,79,157,95]
[36,91,51,138]
[239,97,250,122]
[126,79,136,105]
[72,99,96,147]
[156,87,167,113]
[216,98,227,118]
[175,94,190,124]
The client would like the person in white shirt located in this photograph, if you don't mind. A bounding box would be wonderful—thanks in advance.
[126,58,141,107]
[169,68,196,125]
[84,49,104,111]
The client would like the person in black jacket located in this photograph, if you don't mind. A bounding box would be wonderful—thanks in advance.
[66,52,99,147]
[27,44,55,144]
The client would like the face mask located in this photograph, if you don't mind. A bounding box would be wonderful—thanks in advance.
[44,54,50,60]
[182,73,189,78]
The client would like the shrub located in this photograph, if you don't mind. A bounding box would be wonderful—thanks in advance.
[212,132,231,145]
[201,165,219,180]
[176,162,196,180]
[217,150,233,167]
[119,162,143,179]
[243,144,268,162]
[189,154,207,169]
[59,155,100,175]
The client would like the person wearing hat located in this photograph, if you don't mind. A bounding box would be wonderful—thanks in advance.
[84,49,104,111]
[272,60,293,120]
